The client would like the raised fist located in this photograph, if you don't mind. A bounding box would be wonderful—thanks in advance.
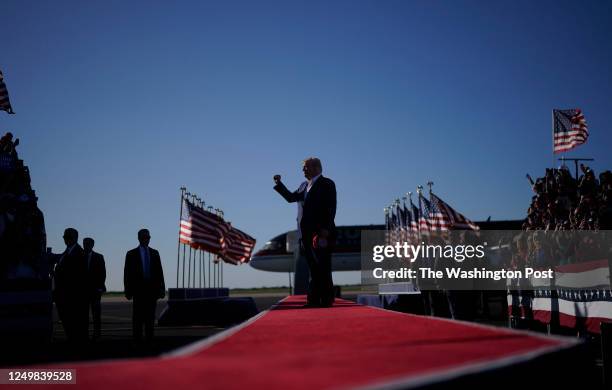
[273,174,281,184]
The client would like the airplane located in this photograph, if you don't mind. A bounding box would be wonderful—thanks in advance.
[249,225,380,272]
[249,220,523,272]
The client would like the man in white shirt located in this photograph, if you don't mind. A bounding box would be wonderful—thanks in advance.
[274,157,337,307]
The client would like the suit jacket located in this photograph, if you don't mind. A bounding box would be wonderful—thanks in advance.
[124,246,165,300]
[86,251,107,295]
[274,175,337,243]
[53,244,88,302]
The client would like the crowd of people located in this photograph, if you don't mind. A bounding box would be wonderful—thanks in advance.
[506,164,612,334]
[523,164,612,231]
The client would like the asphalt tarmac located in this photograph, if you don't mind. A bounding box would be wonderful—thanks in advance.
[4,294,357,367]
[3,294,287,367]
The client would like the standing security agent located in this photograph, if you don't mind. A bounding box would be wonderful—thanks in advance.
[53,228,89,343]
[124,229,165,342]
[83,237,106,340]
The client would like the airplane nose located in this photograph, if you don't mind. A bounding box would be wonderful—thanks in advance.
[249,256,264,271]
[249,250,263,269]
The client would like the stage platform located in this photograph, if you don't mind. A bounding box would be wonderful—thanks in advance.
[21,296,593,389]
[158,288,258,327]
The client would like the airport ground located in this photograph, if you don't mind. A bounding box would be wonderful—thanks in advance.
[3,290,357,367]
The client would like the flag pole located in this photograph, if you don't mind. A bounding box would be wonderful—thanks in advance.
[197,197,201,288]
[214,208,221,288]
[200,198,204,288]
[384,207,389,245]
[417,186,424,235]
[182,191,191,289]
[187,245,192,288]
[182,243,186,289]
[187,193,193,288]
[176,187,186,287]
[194,197,198,289]
[196,196,202,288]
[401,195,408,243]
[194,197,198,288]
[191,196,196,289]
[185,194,193,287]
[219,209,224,288]
[207,206,213,288]
[407,192,413,241]
[388,202,394,248]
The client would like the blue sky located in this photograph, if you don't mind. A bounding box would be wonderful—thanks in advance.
[2,0,611,290]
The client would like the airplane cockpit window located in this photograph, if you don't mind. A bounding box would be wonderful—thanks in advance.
[262,240,281,251]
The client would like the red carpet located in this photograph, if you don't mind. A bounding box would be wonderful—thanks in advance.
[23,296,577,389]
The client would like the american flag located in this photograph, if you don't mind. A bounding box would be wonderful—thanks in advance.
[553,109,588,153]
[418,193,431,234]
[0,71,14,114]
[222,224,256,264]
[430,193,479,231]
[179,199,229,254]
[424,193,450,231]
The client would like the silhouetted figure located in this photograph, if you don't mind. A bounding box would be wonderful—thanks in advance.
[124,229,165,342]
[83,237,106,340]
[274,157,337,307]
[0,132,18,155]
[53,228,88,343]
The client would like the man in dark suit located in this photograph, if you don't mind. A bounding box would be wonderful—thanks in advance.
[83,237,106,340]
[274,157,337,307]
[53,228,89,343]
[124,229,165,342]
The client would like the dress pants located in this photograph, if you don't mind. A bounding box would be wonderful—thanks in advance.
[301,239,334,306]
[132,295,157,342]
[56,297,89,343]
[89,292,102,338]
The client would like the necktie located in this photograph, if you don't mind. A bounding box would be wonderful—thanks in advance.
[143,249,150,278]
